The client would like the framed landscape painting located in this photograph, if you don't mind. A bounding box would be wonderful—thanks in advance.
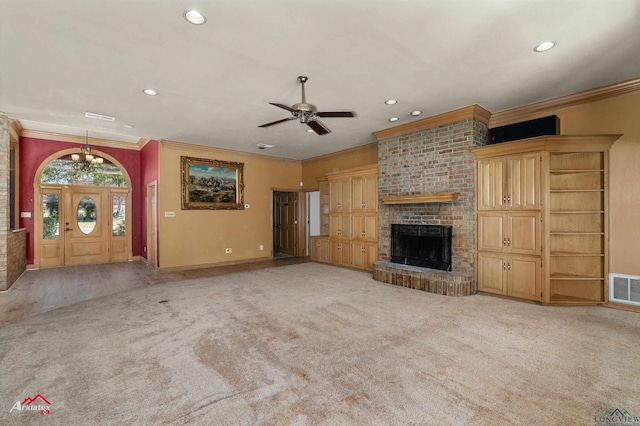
[181,156,245,210]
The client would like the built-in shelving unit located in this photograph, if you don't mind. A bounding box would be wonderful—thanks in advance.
[548,151,606,303]
[471,134,620,306]
[318,178,330,237]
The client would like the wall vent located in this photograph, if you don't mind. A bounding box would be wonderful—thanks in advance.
[609,274,640,306]
[85,112,115,121]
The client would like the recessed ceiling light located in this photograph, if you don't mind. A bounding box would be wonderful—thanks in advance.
[184,10,207,25]
[389,117,399,122]
[256,143,275,149]
[142,89,158,96]
[122,124,133,129]
[385,100,397,105]
[410,110,422,116]
[306,129,314,133]
[534,41,556,52]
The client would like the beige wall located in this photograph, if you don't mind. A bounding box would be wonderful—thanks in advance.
[158,142,302,269]
[552,92,640,275]
[301,143,378,190]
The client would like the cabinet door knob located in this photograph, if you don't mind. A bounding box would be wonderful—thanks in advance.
[503,195,507,203]
[503,238,507,246]
[507,238,511,246]
[507,263,511,270]
[503,263,507,270]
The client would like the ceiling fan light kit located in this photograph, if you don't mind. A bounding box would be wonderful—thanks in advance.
[259,76,355,135]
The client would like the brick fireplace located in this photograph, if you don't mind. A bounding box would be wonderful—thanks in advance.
[372,105,489,296]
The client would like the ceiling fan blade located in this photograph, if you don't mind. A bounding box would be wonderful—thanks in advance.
[269,102,296,113]
[258,117,296,128]
[316,111,355,118]
[307,120,330,135]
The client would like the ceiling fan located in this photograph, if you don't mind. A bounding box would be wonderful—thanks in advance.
[259,76,355,135]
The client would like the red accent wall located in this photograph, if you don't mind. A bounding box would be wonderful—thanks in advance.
[140,140,159,262]
[19,136,149,264]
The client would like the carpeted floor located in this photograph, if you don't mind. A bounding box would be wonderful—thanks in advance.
[0,263,638,425]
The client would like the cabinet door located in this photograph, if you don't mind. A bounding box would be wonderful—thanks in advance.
[310,237,320,261]
[364,242,378,271]
[478,213,505,252]
[330,178,352,212]
[508,153,540,210]
[319,238,330,262]
[363,173,378,212]
[351,241,365,269]
[508,212,540,256]
[330,240,351,266]
[507,255,541,301]
[477,158,505,210]
[329,213,341,239]
[352,173,377,213]
[478,252,507,295]
[352,212,377,242]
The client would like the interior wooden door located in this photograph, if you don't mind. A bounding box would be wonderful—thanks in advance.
[274,191,296,256]
[64,187,110,265]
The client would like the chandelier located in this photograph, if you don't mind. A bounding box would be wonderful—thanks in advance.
[71,130,103,171]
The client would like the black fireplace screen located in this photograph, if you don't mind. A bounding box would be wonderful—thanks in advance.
[391,224,452,271]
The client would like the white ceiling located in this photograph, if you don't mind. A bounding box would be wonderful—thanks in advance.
[1,1,639,160]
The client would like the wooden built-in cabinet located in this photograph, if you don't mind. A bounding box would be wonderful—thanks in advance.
[310,165,378,271]
[310,236,330,263]
[472,135,619,305]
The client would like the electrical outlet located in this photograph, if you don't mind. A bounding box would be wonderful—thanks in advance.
[259,245,264,250]
[225,248,232,254]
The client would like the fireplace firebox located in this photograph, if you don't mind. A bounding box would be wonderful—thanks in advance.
[391,224,452,271]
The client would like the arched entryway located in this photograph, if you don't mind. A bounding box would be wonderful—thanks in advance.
[33,149,133,268]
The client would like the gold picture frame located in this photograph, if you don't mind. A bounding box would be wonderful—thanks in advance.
[181,156,244,210]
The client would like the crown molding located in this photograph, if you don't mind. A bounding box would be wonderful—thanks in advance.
[469,134,622,159]
[8,119,22,144]
[373,104,491,141]
[20,129,141,151]
[160,139,302,165]
[137,138,152,150]
[301,142,378,166]
[490,77,640,128]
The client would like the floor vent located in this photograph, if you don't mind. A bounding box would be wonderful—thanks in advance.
[609,274,640,306]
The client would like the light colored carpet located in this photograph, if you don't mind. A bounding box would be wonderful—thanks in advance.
[0,263,638,425]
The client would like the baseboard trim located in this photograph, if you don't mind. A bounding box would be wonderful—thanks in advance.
[157,256,273,273]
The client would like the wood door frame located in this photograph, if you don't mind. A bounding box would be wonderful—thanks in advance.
[146,181,158,269]
[271,188,306,257]
[33,148,133,268]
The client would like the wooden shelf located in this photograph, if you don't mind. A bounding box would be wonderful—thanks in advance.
[380,192,459,205]
[550,211,604,214]
[550,189,603,193]
[550,169,603,174]
[550,252,604,257]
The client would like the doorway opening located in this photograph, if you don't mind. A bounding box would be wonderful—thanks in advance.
[34,149,132,268]
[273,191,297,258]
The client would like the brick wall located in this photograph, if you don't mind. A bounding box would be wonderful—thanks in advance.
[7,229,26,286]
[0,115,9,290]
[377,118,487,278]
